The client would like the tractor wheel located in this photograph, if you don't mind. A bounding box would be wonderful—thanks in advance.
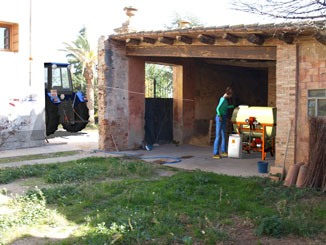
[62,102,89,133]
[45,98,60,136]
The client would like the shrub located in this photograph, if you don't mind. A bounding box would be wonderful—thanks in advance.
[256,215,284,238]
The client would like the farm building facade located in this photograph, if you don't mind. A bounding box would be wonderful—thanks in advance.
[97,21,326,169]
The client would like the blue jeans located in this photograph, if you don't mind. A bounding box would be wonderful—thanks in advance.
[213,115,227,155]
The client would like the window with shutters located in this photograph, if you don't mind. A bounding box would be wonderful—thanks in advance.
[0,22,19,52]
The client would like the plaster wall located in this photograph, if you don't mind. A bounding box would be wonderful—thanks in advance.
[0,1,45,150]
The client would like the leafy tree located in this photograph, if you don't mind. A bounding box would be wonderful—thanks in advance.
[164,11,204,29]
[60,27,97,125]
[145,64,173,98]
[231,0,326,20]
[145,13,203,99]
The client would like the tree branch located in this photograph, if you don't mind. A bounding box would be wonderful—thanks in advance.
[231,0,326,20]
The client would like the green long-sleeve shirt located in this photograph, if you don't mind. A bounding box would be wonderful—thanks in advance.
[216,97,234,116]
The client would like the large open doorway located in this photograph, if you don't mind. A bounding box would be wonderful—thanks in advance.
[144,63,174,146]
[192,58,272,141]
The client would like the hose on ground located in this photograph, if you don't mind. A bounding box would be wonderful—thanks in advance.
[92,149,182,164]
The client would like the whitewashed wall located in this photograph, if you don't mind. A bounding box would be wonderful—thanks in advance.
[0,1,45,150]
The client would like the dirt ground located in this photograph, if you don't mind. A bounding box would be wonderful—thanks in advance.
[0,168,177,244]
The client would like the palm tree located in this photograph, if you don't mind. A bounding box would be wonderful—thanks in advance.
[61,27,97,125]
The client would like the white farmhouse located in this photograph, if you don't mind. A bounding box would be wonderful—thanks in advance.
[0,0,45,150]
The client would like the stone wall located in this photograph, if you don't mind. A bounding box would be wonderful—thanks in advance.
[98,38,131,151]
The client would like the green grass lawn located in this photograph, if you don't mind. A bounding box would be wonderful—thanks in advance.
[0,157,326,244]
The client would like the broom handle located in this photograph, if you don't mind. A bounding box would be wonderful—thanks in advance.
[281,120,293,180]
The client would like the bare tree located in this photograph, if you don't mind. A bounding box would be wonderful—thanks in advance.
[231,0,326,20]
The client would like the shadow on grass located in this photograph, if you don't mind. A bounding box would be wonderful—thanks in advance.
[2,157,326,244]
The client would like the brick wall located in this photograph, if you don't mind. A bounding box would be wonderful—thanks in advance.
[296,41,326,164]
[275,44,298,168]
[194,62,269,136]
[172,62,196,144]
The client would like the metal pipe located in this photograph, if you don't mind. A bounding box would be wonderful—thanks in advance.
[29,0,32,87]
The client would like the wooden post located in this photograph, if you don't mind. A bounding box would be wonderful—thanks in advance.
[176,35,192,44]
[247,34,264,45]
[197,34,215,45]
[208,119,213,144]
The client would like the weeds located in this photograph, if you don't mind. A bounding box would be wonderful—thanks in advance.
[256,215,284,238]
[23,171,326,243]
[0,157,160,184]
[1,158,326,244]
[0,189,61,244]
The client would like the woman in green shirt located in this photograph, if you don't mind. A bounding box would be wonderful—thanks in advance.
[213,87,234,159]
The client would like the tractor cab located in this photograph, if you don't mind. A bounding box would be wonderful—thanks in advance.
[44,62,89,136]
[44,62,73,94]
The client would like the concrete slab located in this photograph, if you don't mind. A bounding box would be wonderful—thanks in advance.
[0,128,275,177]
[46,129,99,151]
[100,144,275,177]
[0,129,98,159]
[0,143,80,159]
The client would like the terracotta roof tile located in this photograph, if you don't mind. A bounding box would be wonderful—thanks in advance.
[109,20,326,39]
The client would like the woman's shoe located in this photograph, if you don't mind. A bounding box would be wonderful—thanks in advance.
[213,155,221,159]
[221,152,228,157]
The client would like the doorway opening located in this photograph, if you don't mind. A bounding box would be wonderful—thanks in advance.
[144,63,173,146]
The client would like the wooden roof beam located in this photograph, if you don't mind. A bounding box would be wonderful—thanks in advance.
[277,33,294,44]
[197,34,215,45]
[158,36,174,45]
[141,37,156,44]
[247,34,264,45]
[222,33,238,43]
[315,32,326,45]
[126,46,276,60]
[111,39,126,46]
[126,38,141,45]
[176,35,192,44]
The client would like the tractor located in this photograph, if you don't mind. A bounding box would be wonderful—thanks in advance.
[44,62,89,136]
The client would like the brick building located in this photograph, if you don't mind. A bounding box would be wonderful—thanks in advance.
[97,21,326,169]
